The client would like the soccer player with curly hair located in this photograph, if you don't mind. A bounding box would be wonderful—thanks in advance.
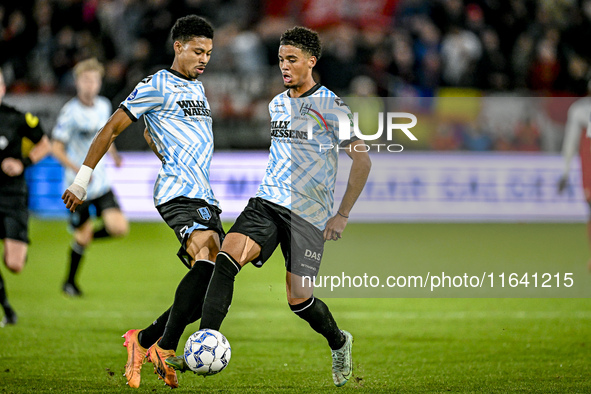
[169,26,371,387]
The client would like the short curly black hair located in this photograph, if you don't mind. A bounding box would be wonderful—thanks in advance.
[171,15,214,43]
[280,26,321,59]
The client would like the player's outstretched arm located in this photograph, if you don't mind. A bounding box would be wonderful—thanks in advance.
[83,109,132,168]
[323,139,371,241]
[62,109,132,212]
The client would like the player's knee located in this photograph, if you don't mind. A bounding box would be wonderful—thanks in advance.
[106,220,129,238]
[220,234,259,266]
[207,249,218,262]
[74,225,94,246]
[186,238,207,261]
[286,275,314,303]
[187,231,220,262]
[75,233,92,247]
[287,287,313,305]
[190,246,210,263]
[287,294,311,307]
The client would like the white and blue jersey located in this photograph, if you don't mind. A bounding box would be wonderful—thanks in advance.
[119,69,218,207]
[256,84,356,229]
[53,96,112,200]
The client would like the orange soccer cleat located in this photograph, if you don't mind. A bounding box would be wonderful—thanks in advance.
[146,343,179,388]
[122,329,148,388]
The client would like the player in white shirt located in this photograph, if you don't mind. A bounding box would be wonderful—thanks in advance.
[62,16,222,389]
[52,58,128,298]
[559,87,591,269]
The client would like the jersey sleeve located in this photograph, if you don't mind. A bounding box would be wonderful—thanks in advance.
[119,75,164,121]
[326,96,358,147]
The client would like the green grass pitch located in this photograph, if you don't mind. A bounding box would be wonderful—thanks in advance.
[0,219,590,392]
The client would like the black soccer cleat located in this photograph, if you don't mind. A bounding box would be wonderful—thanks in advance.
[1,309,18,327]
[62,282,83,297]
[166,355,193,373]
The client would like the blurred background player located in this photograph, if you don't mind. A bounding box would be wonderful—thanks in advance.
[558,80,591,270]
[0,67,51,326]
[61,15,222,388]
[52,58,129,297]
[183,27,371,387]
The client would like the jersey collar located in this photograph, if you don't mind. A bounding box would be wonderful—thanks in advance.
[287,83,322,98]
[166,68,195,81]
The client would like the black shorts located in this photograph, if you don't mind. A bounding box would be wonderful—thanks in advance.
[70,189,121,229]
[157,196,225,268]
[0,195,29,243]
[229,197,324,278]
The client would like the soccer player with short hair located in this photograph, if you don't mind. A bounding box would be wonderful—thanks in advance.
[0,68,51,326]
[170,26,371,387]
[61,15,222,388]
[52,57,129,297]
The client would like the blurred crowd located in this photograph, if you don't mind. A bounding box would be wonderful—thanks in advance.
[1,0,589,152]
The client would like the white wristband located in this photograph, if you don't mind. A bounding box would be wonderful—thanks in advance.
[73,165,93,190]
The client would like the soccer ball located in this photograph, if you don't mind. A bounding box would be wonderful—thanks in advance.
[184,329,231,375]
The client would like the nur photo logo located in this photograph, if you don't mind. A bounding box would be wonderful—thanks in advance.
[298,100,418,152]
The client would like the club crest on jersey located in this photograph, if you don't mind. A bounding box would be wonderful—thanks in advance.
[197,207,212,221]
[300,103,328,131]
[299,103,312,116]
